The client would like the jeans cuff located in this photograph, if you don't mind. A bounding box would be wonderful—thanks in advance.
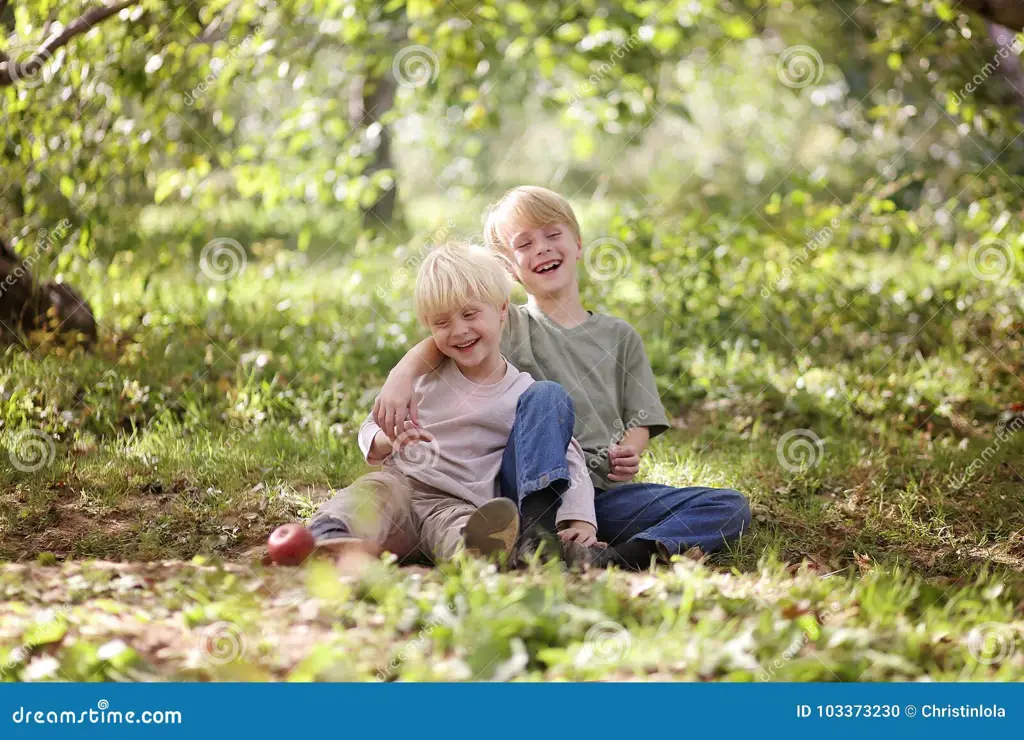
[518,466,571,497]
[308,515,351,541]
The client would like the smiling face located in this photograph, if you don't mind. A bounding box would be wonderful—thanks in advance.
[414,242,513,381]
[507,222,583,299]
[426,298,507,375]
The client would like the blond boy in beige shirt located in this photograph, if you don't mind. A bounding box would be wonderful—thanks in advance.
[299,243,597,564]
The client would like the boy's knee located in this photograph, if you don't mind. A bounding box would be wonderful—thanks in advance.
[518,381,574,415]
[311,494,347,523]
[717,488,751,537]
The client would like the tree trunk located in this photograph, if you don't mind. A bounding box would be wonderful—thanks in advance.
[3,139,25,221]
[351,72,398,230]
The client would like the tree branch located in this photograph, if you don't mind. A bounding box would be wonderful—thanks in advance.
[0,0,140,86]
[956,0,1024,32]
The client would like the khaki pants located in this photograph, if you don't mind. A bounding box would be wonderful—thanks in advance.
[309,469,478,562]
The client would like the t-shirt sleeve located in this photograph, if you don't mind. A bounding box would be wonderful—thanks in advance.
[357,413,385,463]
[620,327,670,440]
[555,438,597,528]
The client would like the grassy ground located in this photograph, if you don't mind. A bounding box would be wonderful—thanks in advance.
[1,199,1023,681]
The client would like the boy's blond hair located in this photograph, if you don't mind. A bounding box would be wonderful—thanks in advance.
[484,186,582,255]
[414,242,512,326]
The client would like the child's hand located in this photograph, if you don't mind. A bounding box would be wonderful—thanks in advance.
[373,370,418,441]
[607,443,641,482]
[559,521,598,547]
[393,420,435,455]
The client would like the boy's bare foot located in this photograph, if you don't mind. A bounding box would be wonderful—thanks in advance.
[585,539,661,571]
[560,540,607,571]
[514,529,563,566]
[463,498,520,559]
[315,535,369,557]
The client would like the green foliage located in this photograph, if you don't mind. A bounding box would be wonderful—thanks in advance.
[1,555,1022,681]
[7,0,1024,267]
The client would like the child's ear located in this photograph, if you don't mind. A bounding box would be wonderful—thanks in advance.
[503,259,523,284]
[499,299,509,323]
[575,236,583,261]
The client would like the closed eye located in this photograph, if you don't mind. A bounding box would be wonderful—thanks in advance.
[514,241,532,250]
[546,232,561,238]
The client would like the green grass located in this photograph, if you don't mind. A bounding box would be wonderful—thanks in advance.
[1,198,1022,681]
[1,556,1020,681]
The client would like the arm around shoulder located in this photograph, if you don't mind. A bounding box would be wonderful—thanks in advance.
[373,337,446,438]
[391,336,446,379]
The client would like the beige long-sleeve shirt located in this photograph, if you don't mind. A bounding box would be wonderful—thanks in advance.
[358,359,596,527]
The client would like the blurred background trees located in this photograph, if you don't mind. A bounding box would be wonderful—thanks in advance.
[4,0,1024,257]
[2,2,1022,402]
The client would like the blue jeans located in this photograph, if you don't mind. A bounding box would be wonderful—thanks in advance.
[498,381,575,507]
[499,382,751,555]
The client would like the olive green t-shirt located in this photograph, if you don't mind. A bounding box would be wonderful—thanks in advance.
[501,303,670,490]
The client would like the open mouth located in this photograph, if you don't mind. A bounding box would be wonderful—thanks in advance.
[533,259,562,275]
[453,338,480,352]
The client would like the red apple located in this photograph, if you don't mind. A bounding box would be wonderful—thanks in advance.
[267,523,316,566]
